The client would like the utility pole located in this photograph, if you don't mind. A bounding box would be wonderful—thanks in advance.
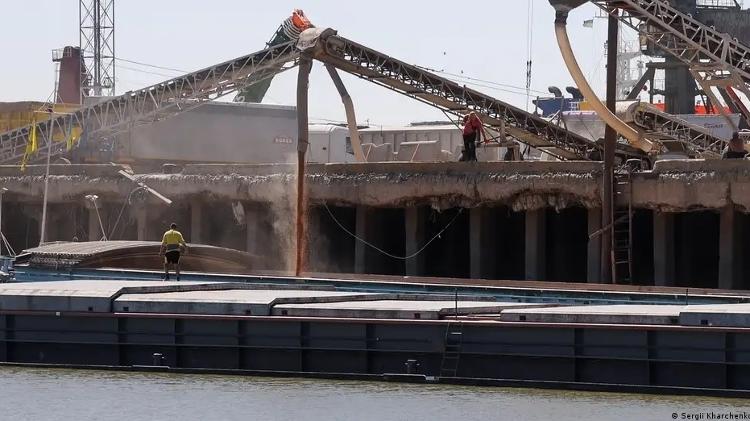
[602,8,619,283]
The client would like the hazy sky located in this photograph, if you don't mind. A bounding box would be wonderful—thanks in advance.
[0,0,628,126]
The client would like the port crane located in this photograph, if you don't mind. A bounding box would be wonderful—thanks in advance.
[578,0,750,155]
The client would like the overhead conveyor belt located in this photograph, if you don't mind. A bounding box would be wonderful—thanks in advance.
[0,41,300,164]
[1,21,649,165]
[303,29,645,161]
[631,104,726,157]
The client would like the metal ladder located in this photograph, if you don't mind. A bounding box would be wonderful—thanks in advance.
[439,322,464,378]
[613,170,634,284]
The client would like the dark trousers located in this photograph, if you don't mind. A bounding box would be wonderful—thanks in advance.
[462,132,478,161]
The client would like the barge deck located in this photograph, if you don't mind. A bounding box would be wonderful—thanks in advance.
[0,278,748,397]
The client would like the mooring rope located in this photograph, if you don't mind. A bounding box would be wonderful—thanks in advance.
[323,203,463,261]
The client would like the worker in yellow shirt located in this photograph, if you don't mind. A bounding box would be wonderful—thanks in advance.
[160,223,187,281]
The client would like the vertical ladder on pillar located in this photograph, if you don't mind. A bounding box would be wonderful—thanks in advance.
[439,322,464,378]
[613,170,633,284]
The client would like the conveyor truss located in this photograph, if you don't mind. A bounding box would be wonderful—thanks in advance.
[590,0,750,152]
[6,2,750,165]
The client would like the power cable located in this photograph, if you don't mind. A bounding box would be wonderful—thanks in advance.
[323,203,463,260]
[117,64,178,79]
[415,65,548,96]
[114,57,187,74]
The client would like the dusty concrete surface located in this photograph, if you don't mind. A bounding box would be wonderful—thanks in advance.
[0,161,603,211]
[630,159,750,212]
[6,159,750,212]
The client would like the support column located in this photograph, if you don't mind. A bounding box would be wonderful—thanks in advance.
[135,207,149,241]
[525,209,547,281]
[471,208,498,279]
[190,202,202,245]
[245,203,261,256]
[653,211,675,287]
[88,207,101,241]
[44,205,60,242]
[295,56,313,277]
[587,208,602,283]
[404,207,426,276]
[354,206,369,274]
[325,64,365,162]
[719,206,742,290]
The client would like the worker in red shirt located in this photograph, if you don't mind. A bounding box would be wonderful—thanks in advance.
[461,112,486,162]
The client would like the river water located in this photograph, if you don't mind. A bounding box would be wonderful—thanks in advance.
[0,367,747,421]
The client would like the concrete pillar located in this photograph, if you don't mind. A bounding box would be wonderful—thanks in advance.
[719,206,743,290]
[190,202,202,244]
[470,208,498,279]
[55,204,77,242]
[354,206,369,274]
[135,207,149,241]
[525,209,546,281]
[88,207,101,241]
[587,208,602,283]
[653,211,675,287]
[404,207,426,276]
[42,205,57,242]
[245,203,261,255]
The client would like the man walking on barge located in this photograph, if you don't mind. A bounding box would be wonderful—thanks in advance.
[160,223,187,281]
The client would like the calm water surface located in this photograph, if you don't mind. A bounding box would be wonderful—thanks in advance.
[0,367,747,421]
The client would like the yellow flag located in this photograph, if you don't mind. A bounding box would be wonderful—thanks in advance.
[65,119,73,150]
[21,119,38,171]
[29,120,38,153]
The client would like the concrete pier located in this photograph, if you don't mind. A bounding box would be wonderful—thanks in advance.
[5,160,750,289]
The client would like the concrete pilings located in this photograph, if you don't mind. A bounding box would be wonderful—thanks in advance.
[653,211,675,287]
[525,209,546,281]
[719,206,743,290]
[8,195,750,290]
[190,202,203,245]
[470,208,498,279]
[587,208,602,284]
[404,207,426,276]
